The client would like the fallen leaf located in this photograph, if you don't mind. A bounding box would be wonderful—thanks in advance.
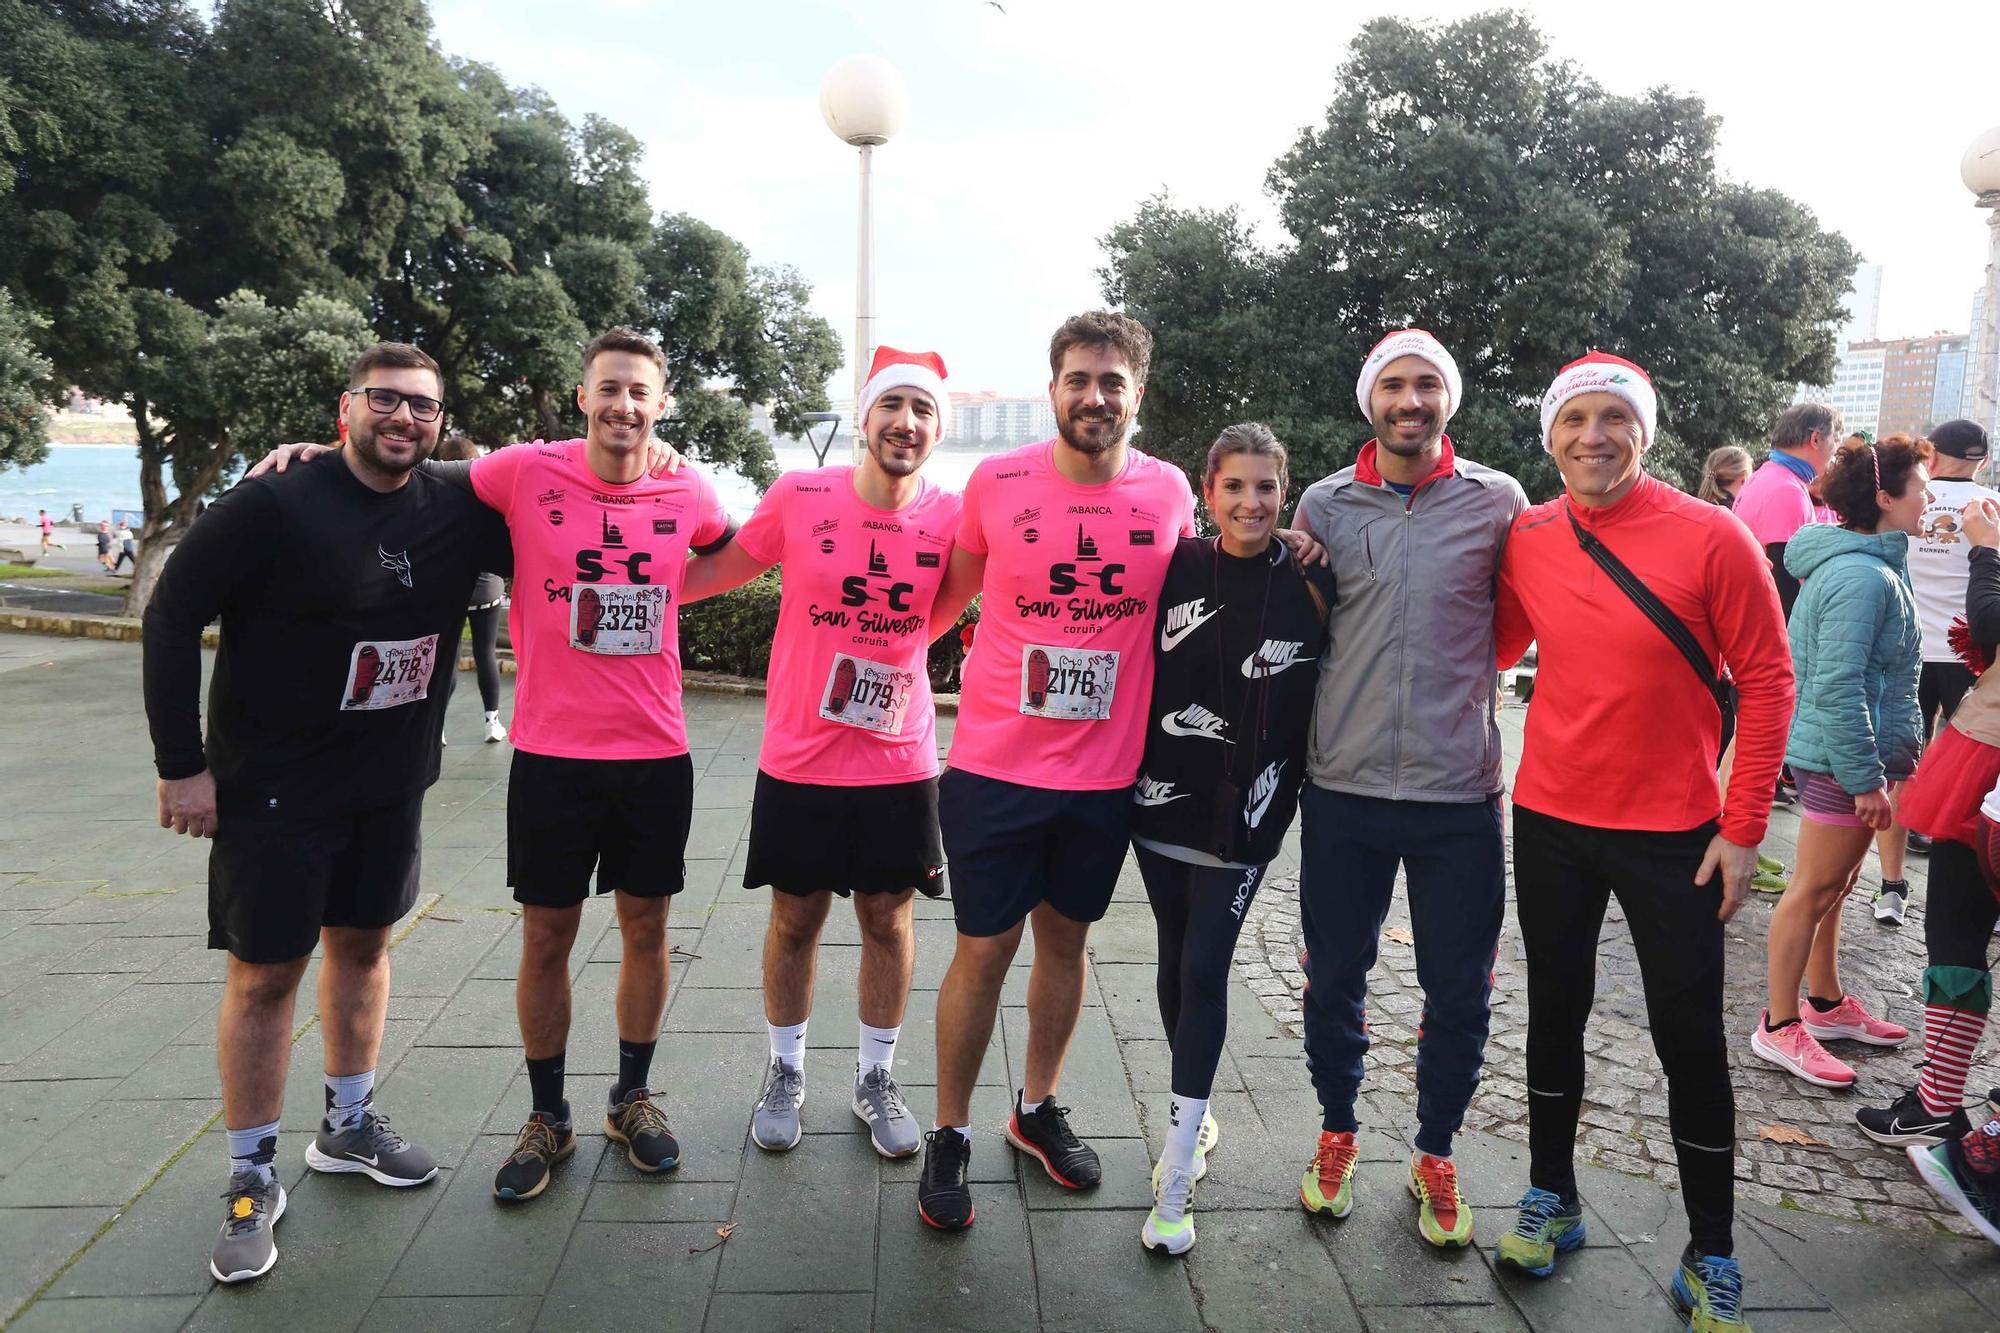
[1757,1123,1829,1148]
[1383,927,1415,945]
[689,1221,738,1254]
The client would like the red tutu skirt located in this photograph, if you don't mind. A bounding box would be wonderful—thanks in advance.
[1897,723,2000,846]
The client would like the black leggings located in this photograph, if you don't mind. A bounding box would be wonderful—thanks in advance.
[1132,842,1265,1100]
[467,606,502,713]
[1938,836,2000,971]
[1512,806,1736,1258]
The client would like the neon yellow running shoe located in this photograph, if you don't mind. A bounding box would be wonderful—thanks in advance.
[1140,1162,1197,1255]
[1496,1187,1585,1276]
[1408,1151,1473,1247]
[1672,1253,1752,1330]
[1299,1130,1357,1218]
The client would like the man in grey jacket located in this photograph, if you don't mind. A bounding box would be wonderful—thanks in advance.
[1292,329,1527,1250]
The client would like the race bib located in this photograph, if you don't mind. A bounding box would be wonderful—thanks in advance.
[1020,645,1119,721]
[341,635,438,712]
[820,652,916,735]
[569,584,667,655]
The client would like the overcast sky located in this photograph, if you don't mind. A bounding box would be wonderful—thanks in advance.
[430,0,2000,398]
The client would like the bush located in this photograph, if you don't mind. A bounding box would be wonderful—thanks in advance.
[681,575,978,695]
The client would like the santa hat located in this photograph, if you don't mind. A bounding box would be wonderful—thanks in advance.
[858,345,949,435]
[1355,329,1462,423]
[1540,352,1658,453]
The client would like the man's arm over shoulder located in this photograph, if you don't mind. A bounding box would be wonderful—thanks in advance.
[141,482,278,780]
[1492,515,1537,670]
[1707,514,1795,844]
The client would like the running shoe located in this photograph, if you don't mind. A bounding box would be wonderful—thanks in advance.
[1152,1108,1222,1189]
[1907,832,1933,855]
[1141,1161,1197,1256]
[1909,1120,2000,1247]
[1007,1093,1101,1189]
[751,1058,804,1152]
[1671,1253,1751,1330]
[605,1086,680,1172]
[1299,1129,1358,1218]
[1800,994,1909,1047]
[1872,885,1907,926]
[918,1128,974,1230]
[1755,853,1786,876]
[1856,1086,1973,1147]
[1751,869,1788,895]
[1495,1187,1584,1277]
[1407,1151,1474,1247]
[493,1105,575,1201]
[852,1065,920,1158]
[1749,1014,1856,1088]
[210,1172,286,1284]
[483,715,508,744]
[304,1100,437,1186]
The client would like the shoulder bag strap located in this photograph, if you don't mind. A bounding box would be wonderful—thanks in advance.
[1566,506,1729,712]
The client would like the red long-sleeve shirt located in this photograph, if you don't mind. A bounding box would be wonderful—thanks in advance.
[1495,473,1794,846]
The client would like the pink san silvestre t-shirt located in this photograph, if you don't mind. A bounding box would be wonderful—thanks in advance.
[471,439,731,760]
[734,466,963,785]
[948,439,1197,791]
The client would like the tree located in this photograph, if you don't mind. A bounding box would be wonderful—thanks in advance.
[1100,10,1858,500]
[0,289,52,469]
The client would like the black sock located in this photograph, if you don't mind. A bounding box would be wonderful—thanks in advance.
[527,1053,566,1118]
[1806,995,1842,1013]
[1763,1014,1798,1032]
[612,1039,656,1101]
[1880,878,1907,891]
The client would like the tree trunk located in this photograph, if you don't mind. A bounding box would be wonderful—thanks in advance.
[121,400,229,619]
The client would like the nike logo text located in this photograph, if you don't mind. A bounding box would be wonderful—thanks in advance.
[1161,703,1226,739]
[1160,598,1222,651]
[1134,777,1190,807]
[1243,640,1309,678]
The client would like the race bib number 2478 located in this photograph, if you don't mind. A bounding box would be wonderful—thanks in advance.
[341,634,439,712]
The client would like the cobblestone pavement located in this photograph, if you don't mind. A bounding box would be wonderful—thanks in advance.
[1240,701,1999,1238]
[4,635,1997,1331]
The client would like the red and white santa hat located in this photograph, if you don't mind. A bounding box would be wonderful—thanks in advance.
[1539,351,1658,453]
[858,345,949,434]
[1355,328,1462,423]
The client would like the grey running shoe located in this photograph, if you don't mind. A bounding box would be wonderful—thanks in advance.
[210,1171,286,1284]
[852,1065,920,1158]
[492,1105,575,1201]
[1873,886,1908,927]
[751,1058,804,1151]
[305,1100,437,1186]
[605,1087,680,1173]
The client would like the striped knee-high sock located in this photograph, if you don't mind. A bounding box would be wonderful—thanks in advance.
[1916,965,1991,1116]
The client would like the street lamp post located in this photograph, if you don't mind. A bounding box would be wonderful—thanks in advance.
[1964,125,2000,437]
[821,55,909,460]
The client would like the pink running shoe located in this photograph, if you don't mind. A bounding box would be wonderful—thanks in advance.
[1750,1012,1856,1088]
[1800,994,1909,1047]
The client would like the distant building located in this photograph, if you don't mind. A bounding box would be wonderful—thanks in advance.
[1810,343,1884,439]
[1840,263,1883,346]
[948,392,1055,447]
[1866,333,1971,436]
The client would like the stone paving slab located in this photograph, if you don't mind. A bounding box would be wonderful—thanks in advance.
[1,635,1995,1332]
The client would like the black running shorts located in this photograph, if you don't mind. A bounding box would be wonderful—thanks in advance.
[208,793,425,963]
[507,749,693,907]
[744,771,944,897]
[937,767,1133,936]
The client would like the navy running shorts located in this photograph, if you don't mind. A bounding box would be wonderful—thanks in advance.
[937,766,1133,936]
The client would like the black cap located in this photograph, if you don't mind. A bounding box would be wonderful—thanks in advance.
[1931,419,1990,461]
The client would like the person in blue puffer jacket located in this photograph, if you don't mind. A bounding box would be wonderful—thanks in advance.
[1751,435,1930,1090]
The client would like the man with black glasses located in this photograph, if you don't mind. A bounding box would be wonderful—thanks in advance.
[146,343,511,1284]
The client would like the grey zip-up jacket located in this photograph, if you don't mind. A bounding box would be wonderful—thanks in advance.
[1294,442,1528,802]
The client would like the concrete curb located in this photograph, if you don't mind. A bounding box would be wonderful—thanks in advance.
[0,608,960,713]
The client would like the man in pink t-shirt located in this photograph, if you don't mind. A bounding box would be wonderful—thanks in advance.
[914,312,1196,1232]
[470,329,733,1204]
[1732,403,1842,618]
[679,347,963,1161]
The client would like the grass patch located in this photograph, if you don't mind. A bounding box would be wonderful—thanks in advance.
[0,563,63,578]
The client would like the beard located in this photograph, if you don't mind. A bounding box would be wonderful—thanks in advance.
[867,430,932,477]
[1372,409,1442,457]
[1057,407,1130,456]
[348,420,434,475]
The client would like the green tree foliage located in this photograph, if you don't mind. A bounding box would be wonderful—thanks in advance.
[0,0,840,614]
[1101,11,1858,501]
[0,289,52,468]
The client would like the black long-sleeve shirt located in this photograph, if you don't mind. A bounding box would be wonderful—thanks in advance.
[143,457,511,813]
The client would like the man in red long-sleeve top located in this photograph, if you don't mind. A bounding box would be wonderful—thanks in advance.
[1489,352,1792,1331]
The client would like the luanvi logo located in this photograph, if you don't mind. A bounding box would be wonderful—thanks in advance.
[1161,703,1225,739]
[378,546,413,589]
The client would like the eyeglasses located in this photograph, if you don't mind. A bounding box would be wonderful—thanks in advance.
[351,386,443,422]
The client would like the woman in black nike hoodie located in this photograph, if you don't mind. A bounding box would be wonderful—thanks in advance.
[1130,423,1332,1256]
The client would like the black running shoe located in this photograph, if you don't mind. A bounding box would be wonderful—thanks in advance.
[493,1104,575,1201]
[1907,832,1933,855]
[1006,1093,1101,1189]
[605,1087,680,1173]
[305,1098,437,1186]
[1856,1086,1973,1147]
[918,1128,974,1230]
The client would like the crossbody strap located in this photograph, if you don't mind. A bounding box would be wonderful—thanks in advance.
[1566,506,1729,711]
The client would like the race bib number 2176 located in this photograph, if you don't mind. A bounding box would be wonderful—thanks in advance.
[1019,645,1119,721]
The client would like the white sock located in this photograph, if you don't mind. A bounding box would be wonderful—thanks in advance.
[858,1022,900,1075]
[1020,1090,1042,1117]
[1163,1094,1208,1176]
[326,1070,375,1129]
[768,1020,808,1070]
[226,1120,281,1184]
[934,1123,972,1143]
[484,709,500,722]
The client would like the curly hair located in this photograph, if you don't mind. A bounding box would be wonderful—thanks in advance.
[1819,433,1932,528]
[1047,310,1153,386]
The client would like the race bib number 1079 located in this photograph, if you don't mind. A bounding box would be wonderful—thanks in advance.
[341,634,439,712]
[1019,645,1119,721]
[820,652,916,735]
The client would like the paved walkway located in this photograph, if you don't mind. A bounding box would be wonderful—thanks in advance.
[1,633,1995,1332]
